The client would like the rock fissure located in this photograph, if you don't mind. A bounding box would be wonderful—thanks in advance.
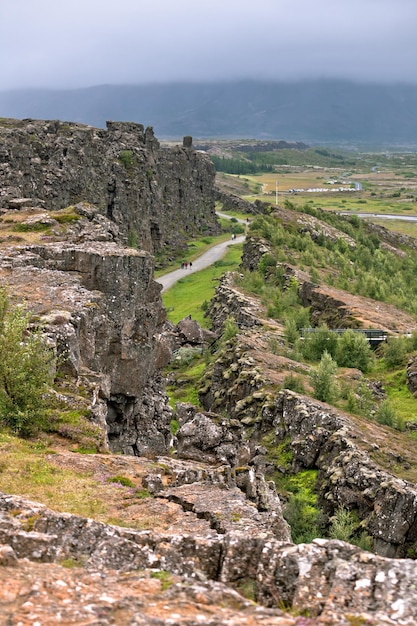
[1,118,417,623]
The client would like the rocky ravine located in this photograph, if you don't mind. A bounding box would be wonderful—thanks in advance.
[202,270,417,558]
[1,119,417,623]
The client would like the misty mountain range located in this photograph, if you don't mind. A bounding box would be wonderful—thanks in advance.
[1,80,417,148]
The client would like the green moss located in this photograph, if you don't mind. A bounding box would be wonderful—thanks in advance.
[167,355,207,408]
[150,570,174,590]
[59,557,86,568]
[12,222,51,232]
[118,150,136,170]
[47,408,104,453]
[53,212,81,224]
[22,513,40,531]
[134,488,152,499]
[170,419,180,435]
[278,470,324,544]
[235,577,256,601]
[261,433,293,469]
[107,475,136,488]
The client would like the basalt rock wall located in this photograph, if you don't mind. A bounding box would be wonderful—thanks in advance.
[0,118,219,254]
[0,240,173,455]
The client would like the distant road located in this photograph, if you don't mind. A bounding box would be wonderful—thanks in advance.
[339,212,417,221]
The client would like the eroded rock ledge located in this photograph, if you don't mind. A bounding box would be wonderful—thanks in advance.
[1,484,417,625]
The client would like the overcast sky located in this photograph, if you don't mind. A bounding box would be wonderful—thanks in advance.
[1,0,416,90]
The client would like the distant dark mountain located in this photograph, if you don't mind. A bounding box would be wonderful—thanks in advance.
[1,80,417,148]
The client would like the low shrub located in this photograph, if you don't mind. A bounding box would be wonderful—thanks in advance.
[0,289,53,436]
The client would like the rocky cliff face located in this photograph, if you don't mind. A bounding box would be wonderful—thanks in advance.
[0,237,173,455]
[0,117,221,451]
[0,118,219,254]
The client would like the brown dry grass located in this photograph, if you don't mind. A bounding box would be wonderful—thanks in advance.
[0,432,187,531]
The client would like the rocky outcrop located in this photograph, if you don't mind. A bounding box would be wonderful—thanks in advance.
[298,279,417,332]
[1,488,417,624]
[407,355,417,397]
[201,273,417,558]
[240,235,274,272]
[0,118,220,255]
[216,190,269,215]
[0,240,173,454]
[272,205,357,248]
[366,220,417,252]
[205,273,263,333]
[273,390,417,558]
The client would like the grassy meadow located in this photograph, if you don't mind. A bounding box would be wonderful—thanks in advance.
[162,243,243,326]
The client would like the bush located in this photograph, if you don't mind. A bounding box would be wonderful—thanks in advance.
[335,330,372,372]
[283,318,299,346]
[0,289,53,436]
[282,373,305,394]
[171,346,202,367]
[118,150,136,170]
[281,470,325,543]
[310,351,338,403]
[231,224,245,235]
[346,381,374,417]
[375,401,398,428]
[329,507,357,542]
[222,317,239,341]
[284,494,323,543]
[302,325,338,362]
[382,337,408,369]
[258,253,277,276]
[328,506,373,551]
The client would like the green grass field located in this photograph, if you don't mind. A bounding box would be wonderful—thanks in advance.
[162,243,243,326]
[221,166,417,215]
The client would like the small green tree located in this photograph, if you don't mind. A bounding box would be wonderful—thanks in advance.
[335,329,372,372]
[374,401,397,428]
[310,350,338,403]
[284,318,299,346]
[0,289,53,436]
[346,380,374,417]
[329,506,357,542]
[328,506,373,551]
[302,325,338,362]
[382,336,408,369]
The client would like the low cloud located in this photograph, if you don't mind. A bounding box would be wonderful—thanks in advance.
[1,0,416,89]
